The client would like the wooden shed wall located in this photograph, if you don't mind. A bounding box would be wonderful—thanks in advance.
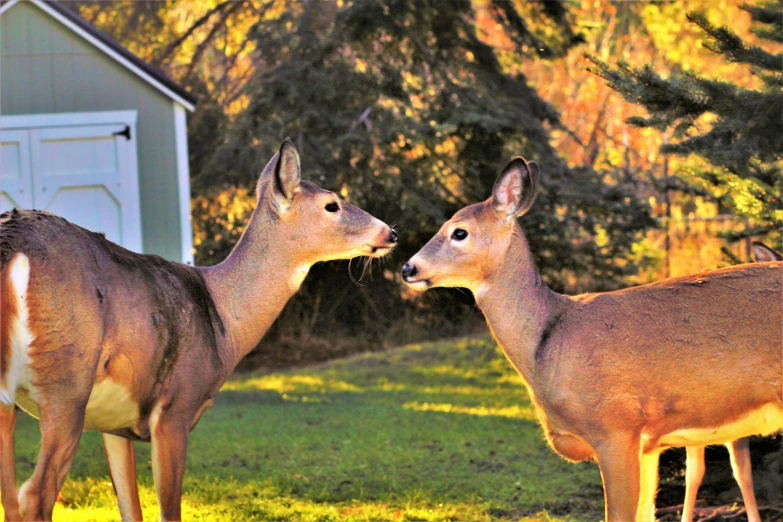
[1,1,185,262]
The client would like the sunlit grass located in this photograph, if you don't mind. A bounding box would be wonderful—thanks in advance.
[402,402,537,420]
[4,336,603,521]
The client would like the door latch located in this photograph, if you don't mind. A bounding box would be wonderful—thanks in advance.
[113,125,131,141]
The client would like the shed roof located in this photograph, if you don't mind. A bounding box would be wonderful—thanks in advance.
[0,0,197,111]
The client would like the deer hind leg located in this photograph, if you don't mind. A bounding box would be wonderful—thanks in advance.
[636,449,660,522]
[682,446,705,522]
[594,431,642,522]
[103,433,143,522]
[0,404,20,521]
[727,438,760,522]
[18,402,85,521]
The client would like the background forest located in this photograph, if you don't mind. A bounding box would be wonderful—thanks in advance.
[56,0,782,368]
[1,1,782,520]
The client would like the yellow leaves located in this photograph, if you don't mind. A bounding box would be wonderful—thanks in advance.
[191,186,255,249]
[434,140,456,156]
[226,95,250,117]
[640,0,782,85]
[406,143,428,160]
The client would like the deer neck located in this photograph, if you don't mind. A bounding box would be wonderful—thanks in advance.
[201,207,310,369]
[474,226,568,382]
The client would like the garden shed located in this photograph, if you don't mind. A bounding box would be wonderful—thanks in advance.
[0,0,197,264]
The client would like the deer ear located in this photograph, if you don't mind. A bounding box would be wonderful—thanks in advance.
[492,157,539,222]
[256,139,301,204]
[273,138,301,200]
[752,241,783,262]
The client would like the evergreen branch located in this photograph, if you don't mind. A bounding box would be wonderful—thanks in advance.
[740,2,783,29]
[742,0,783,42]
[687,12,783,71]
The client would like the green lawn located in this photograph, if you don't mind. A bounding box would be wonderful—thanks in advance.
[6,336,604,521]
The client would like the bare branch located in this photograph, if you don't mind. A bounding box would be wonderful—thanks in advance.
[152,0,235,67]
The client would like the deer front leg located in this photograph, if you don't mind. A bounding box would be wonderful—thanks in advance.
[18,406,85,521]
[0,404,20,521]
[103,433,143,521]
[727,438,760,522]
[636,449,660,522]
[682,446,705,522]
[150,409,190,522]
[595,432,642,522]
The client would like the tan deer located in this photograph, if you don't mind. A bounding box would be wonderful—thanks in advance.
[673,241,783,522]
[0,139,397,521]
[401,157,783,522]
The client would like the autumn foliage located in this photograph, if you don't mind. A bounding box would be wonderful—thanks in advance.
[67,0,781,361]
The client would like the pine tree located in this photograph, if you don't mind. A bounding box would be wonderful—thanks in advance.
[588,0,783,246]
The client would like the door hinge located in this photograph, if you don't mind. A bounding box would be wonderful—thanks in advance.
[113,125,131,141]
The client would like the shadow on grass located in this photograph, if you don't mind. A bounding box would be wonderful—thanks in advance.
[9,336,605,521]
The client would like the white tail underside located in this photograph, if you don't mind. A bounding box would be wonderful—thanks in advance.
[0,253,34,405]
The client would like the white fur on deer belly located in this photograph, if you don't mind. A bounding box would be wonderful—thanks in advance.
[655,402,783,448]
[83,379,139,431]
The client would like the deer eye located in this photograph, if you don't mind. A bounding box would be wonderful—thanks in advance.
[325,202,340,213]
[451,229,468,241]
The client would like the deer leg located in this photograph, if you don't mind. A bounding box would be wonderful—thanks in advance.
[595,432,641,522]
[637,449,660,522]
[18,405,85,521]
[0,404,20,521]
[102,433,143,522]
[150,409,190,522]
[727,438,760,522]
[682,446,705,522]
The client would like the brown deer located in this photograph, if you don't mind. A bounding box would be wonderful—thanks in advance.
[0,139,397,521]
[673,241,783,522]
[401,157,783,522]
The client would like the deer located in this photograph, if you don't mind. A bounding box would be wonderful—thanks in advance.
[672,241,783,522]
[0,139,397,522]
[401,157,783,522]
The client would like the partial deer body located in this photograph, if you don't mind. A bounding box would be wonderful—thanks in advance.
[402,158,783,522]
[0,139,396,521]
[674,241,783,522]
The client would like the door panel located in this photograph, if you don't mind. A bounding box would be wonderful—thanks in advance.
[0,113,142,253]
[0,130,33,212]
[46,186,121,244]
[30,125,132,247]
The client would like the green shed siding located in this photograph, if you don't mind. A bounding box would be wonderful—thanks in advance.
[1,1,184,262]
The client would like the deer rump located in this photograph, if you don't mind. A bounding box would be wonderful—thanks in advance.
[0,209,225,440]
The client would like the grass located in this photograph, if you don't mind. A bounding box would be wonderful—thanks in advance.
[4,336,605,521]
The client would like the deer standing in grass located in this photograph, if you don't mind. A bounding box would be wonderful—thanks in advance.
[672,241,783,522]
[401,157,782,522]
[0,139,397,521]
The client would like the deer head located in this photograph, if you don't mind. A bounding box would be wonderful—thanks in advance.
[401,157,539,294]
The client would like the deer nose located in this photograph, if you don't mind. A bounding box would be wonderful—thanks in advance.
[401,263,417,281]
[388,229,398,244]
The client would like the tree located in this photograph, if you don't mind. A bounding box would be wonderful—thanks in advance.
[588,0,783,247]
[193,0,654,363]
[65,0,655,364]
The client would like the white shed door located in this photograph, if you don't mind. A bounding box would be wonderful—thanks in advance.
[0,115,142,253]
[0,130,33,210]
